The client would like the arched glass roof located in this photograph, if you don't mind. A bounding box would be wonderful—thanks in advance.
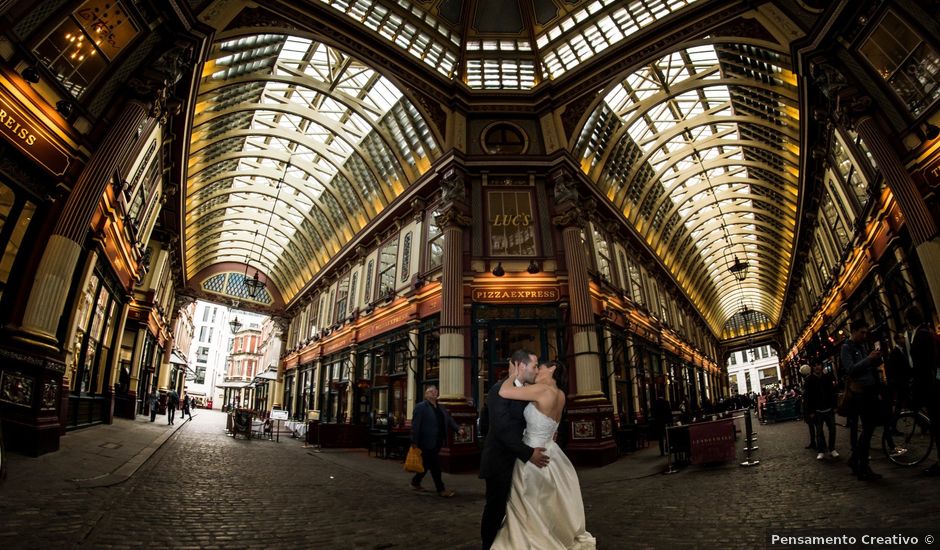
[575,40,799,337]
[316,0,701,89]
[186,34,441,303]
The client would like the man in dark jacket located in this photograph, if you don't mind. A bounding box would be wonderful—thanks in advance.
[905,306,940,475]
[805,362,838,459]
[409,385,464,497]
[840,319,883,480]
[166,389,180,426]
[479,349,549,550]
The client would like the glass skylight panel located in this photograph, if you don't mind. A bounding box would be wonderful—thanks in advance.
[190,34,440,301]
[318,0,456,78]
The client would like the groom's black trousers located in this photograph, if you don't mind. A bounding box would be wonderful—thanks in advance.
[481,469,513,550]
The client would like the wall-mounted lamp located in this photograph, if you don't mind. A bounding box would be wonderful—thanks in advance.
[21,66,40,83]
[492,262,505,277]
[56,100,73,117]
[526,260,540,274]
[923,123,940,141]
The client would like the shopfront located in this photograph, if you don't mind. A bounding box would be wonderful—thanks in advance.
[470,301,566,414]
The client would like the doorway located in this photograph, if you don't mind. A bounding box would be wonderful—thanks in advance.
[471,305,565,412]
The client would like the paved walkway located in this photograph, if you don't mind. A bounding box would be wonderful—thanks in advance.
[1,410,938,549]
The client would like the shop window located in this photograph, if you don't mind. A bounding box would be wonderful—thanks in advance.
[378,239,398,297]
[427,210,444,270]
[487,190,536,256]
[422,327,440,381]
[0,183,37,302]
[859,10,940,117]
[32,0,139,99]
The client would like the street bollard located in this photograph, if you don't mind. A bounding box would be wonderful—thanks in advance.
[740,408,760,467]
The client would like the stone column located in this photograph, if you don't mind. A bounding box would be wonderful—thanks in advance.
[834,90,940,314]
[157,335,173,392]
[345,347,357,423]
[405,323,419,422]
[556,221,603,395]
[20,100,150,346]
[435,168,471,402]
[434,168,477,472]
[272,317,289,410]
[550,169,617,466]
[602,326,619,422]
[312,359,322,413]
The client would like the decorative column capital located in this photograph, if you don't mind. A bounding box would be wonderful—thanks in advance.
[125,43,194,124]
[834,91,874,131]
[553,198,595,229]
[436,208,471,229]
[809,59,849,101]
[440,167,467,208]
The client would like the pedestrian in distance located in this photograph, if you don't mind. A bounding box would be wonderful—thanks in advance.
[409,385,465,497]
[182,394,193,421]
[841,319,884,481]
[149,390,159,422]
[804,362,839,460]
[166,389,180,426]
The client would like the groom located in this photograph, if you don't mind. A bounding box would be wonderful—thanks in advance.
[479,349,550,549]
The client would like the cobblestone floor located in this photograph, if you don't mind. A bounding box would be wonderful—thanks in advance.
[1,410,938,549]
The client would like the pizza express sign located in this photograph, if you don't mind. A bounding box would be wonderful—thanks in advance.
[471,287,560,304]
[0,87,71,176]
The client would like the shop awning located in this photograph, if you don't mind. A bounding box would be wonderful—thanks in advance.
[170,351,189,365]
[217,381,251,389]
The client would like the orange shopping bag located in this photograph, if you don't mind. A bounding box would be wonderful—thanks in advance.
[404,446,424,473]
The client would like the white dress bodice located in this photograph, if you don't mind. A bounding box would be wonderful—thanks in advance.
[522,402,559,448]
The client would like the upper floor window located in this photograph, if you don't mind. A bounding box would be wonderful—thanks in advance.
[426,210,444,271]
[859,10,940,117]
[592,226,613,281]
[334,274,349,324]
[487,190,536,256]
[378,239,398,296]
[33,0,139,99]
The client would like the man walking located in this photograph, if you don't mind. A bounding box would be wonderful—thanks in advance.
[841,319,883,480]
[905,306,940,475]
[409,385,464,497]
[479,349,549,550]
[166,389,180,426]
[149,390,159,422]
[804,362,838,459]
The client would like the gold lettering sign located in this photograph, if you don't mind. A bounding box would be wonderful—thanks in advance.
[491,213,532,227]
[0,86,71,176]
[471,287,560,304]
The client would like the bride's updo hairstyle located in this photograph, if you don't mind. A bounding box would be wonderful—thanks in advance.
[543,360,568,392]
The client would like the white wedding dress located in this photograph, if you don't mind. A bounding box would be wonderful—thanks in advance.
[492,403,597,550]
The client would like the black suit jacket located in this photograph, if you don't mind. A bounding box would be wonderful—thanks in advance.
[479,379,533,479]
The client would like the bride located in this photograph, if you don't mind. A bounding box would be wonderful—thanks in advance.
[492,360,596,550]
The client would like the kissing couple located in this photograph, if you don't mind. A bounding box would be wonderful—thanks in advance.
[480,349,596,549]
